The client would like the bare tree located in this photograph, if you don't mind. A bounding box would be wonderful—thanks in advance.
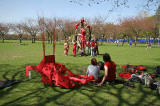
[92,16,106,40]
[11,23,26,43]
[56,18,74,40]
[0,23,9,43]
[23,19,39,43]
[70,0,159,11]
[42,18,56,44]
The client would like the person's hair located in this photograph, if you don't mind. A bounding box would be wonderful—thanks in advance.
[103,53,111,62]
[91,58,97,65]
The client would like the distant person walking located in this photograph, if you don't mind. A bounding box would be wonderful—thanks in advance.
[129,40,132,47]
[146,41,151,49]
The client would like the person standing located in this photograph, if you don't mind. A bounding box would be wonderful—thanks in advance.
[64,40,69,56]
[94,41,99,56]
[90,40,95,57]
[129,40,132,47]
[72,40,77,56]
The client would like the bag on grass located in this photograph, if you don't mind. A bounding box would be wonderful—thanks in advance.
[150,82,160,95]
[141,73,153,87]
[155,65,160,75]
[97,61,104,70]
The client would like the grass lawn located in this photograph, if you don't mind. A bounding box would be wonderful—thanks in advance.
[0,40,160,106]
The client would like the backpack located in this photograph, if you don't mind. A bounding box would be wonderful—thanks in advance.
[97,61,104,70]
[155,65,160,75]
[150,82,160,95]
[141,73,153,87]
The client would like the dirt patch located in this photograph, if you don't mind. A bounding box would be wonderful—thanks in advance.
[12,56,23,58]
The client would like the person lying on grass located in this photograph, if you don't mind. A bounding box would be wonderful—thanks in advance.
[98,53,116,86]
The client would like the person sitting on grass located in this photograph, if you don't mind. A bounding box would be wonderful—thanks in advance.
[98,53,116,86]
[86,58,100,82]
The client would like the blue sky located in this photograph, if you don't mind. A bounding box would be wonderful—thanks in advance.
[0,0,159,23]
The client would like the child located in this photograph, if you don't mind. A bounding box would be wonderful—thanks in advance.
[64,40,69,56]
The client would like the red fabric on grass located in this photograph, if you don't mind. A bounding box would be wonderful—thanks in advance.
[25,55,94,88]
[118,72,132,79]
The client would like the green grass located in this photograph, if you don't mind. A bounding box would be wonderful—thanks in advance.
[0,40,160,106]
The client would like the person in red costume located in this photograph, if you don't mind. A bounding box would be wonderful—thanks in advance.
[81,28,86,49]
[75,23,80,29]
[80,17,85,28]
[72,40,77,56]
[98,53,116,86]
[64,40,69,56]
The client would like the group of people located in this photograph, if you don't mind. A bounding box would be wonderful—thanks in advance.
[86,53,116,86]
[64,39,99,57]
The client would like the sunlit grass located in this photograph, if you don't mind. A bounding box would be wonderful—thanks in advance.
[0,40,160,106]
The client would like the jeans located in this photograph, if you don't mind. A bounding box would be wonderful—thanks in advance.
[90,47,95,56]
[86,47,89,55]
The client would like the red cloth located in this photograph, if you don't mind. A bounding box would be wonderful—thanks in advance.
[118,72,131,79]
[25,55,94,88]
[81,28,86,48]
[64,43,69,55]
[75,23,80,29]
[90,41,95,47]
[136,66,146,71]
[72,43,76,55]
[81,28,86,40]
[104,61,116,81]
[81,18,84,24]
[86,40,89,47]
[87,25,91,28]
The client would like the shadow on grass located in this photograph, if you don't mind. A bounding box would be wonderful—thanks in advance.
[0,63,160,106]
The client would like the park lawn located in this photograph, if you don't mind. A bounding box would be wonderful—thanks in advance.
[0,40,160,106]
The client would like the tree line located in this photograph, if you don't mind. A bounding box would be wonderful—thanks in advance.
[0,10,159,46]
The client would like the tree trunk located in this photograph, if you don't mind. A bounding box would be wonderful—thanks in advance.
[149,36,150,44]
[2,35,4,43]
[33,36,36,43]
[127,36,129,44]
[122,39,125,46]
[134,36,138,47]
[19,34,22,44]
[20,38,22,44]
[50,35,53,44]
[2,37,4,43]
[48,35,50,44]
[153,37,156,45]
[32,38,33,43]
